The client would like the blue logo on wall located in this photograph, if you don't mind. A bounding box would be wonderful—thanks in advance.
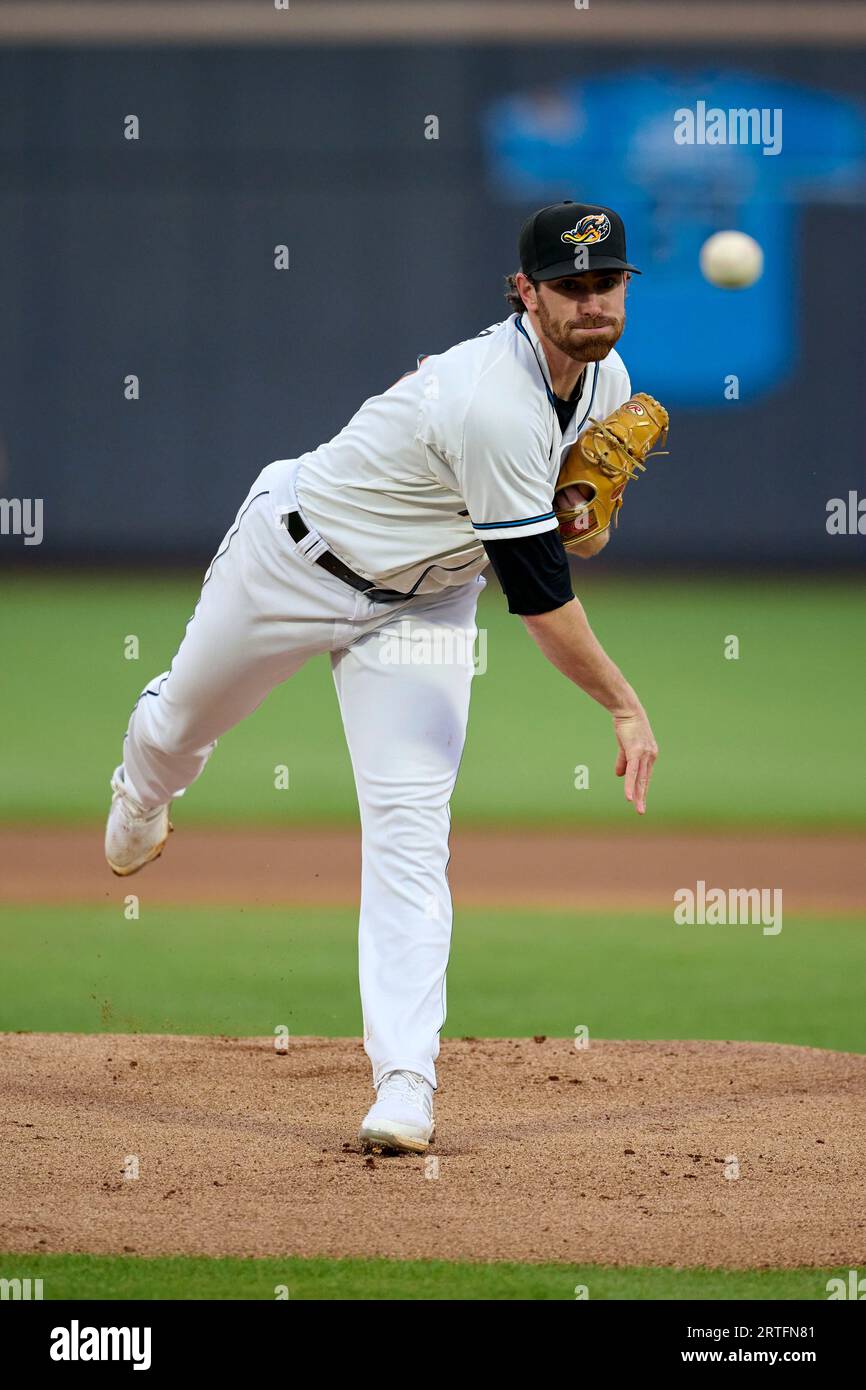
[483,72,865,404]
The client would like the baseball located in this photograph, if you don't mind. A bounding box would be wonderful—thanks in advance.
[699,230,764,289]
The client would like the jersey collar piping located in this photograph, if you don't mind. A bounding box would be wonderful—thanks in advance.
[515,312,600,439]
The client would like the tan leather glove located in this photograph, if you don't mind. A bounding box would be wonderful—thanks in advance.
[554,393,669,550]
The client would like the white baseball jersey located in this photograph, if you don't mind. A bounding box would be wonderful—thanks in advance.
[268,311,631,596]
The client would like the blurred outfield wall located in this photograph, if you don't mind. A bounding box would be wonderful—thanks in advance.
[0,27,864,568]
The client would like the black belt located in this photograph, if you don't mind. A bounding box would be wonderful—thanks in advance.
[284,510,409,603]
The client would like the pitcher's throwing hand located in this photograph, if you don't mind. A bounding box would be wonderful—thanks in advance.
[613,710,659,815]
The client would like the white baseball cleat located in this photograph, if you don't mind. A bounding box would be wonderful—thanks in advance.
[105,766,172,876]
[359,1070,435,1154]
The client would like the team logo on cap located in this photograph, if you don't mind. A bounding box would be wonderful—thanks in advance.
[561,213,611,246]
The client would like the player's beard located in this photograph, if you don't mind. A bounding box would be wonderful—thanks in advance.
[536,295,624,363]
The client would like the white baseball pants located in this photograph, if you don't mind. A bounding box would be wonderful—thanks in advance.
[119,460,483,1091]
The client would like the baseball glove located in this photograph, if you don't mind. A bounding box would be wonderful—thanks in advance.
[554,393,669,550]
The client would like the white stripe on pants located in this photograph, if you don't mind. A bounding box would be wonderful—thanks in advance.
[120,463,482,1090]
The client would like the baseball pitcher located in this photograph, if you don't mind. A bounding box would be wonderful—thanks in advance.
[105,201,665,1153]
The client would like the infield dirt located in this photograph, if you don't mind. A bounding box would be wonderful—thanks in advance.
[1,1032,864,1269]
[0,826,863,912]
[2,824,863,1270]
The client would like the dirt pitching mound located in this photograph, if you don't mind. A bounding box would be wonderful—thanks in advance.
[1,1033,864,1269]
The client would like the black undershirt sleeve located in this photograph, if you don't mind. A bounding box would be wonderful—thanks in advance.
[482,529,575,616]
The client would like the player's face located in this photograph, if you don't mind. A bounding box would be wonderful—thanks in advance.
[533,271,627,362]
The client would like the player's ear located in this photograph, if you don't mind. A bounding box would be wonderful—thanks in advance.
[514,270,535,311]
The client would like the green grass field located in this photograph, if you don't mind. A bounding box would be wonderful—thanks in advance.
[0,903,864,1050]
[3,900,862,1298]
[0,1252,846,1301]
[1,572,864,828]
[2,571,863,1299]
